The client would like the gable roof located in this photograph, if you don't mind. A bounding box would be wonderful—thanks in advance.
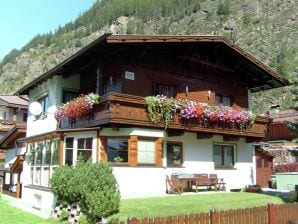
[0,95,28,109]
[15,34,289,95]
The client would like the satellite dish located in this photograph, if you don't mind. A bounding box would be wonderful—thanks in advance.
[29,102,42,116]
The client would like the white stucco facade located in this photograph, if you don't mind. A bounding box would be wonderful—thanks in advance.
[26,74,80,137]
[20,125,256,217]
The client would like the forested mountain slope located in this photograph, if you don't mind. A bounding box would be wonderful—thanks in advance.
[0,0,297,113]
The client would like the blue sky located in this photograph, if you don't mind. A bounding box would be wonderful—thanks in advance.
[0,0,97,61]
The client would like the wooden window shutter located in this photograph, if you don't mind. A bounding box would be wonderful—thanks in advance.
[99,136,107,161]
[155,137,163,167]
[129,136,138,166]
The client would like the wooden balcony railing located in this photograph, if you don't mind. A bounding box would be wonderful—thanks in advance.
[60,92,269,138]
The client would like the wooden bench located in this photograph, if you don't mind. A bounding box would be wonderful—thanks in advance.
[193,173,216,192]
[192,173,226,192]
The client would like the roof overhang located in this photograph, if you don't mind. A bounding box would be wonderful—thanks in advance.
[0,124,26,149]
[15,34,290,95]
[10,155,24,173]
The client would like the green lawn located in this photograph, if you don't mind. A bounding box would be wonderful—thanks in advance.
[109,192,285,221]
[0,192,285,223]
[0,199,59,224]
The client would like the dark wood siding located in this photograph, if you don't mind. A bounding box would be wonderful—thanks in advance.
[79,44,250,109]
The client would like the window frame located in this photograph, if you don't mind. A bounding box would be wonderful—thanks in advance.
[62,89,79,104]
[106,137,129,164]
[213,143,237,169]
[38,95,49,113]
[137,138,156,165]
[28,139,60,187]
[65,137,74,166]
[215,94,233,107]
[64,136,95,165]
[166,141,183,167]
[77,137,93,162]
[36,93,49,119]
[153,83,176,98]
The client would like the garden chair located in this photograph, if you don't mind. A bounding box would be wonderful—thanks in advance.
[209,173,226,191]
[166,175,183,194]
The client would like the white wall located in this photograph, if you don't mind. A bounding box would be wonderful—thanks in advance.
[113,167,166,198]
[166,132,255,190]
[27,74,80,137]
[21,127,255,218]
[101,128,255,196]
[21,186,55,218]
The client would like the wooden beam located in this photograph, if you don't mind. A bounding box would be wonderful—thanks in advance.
[167,129,184,137]
[223,135,240,142]
[246,137,262,143]
[58,134,64,167]
[197,132,213,139]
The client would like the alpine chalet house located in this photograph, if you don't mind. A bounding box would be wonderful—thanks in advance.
[0,95,28,198]
[15,34,289,217]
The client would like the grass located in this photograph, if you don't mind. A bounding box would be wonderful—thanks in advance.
[0,192,286,223]
[109,192,285,221]
[0,198,59,224]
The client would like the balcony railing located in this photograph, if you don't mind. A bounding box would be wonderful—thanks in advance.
[60,92,269,138]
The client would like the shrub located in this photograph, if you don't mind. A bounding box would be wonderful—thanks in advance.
[50,161,120,220]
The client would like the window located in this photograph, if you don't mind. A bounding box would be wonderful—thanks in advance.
[38,95,49,113]
[107,138,128,163]
[23,113,27,122]
[167,142,183,166]
[51,140,59,166]
[41,141,51,186]
[138,140,155,164]
[213,144,235,168]
[64,137,94,165]
[65,137,74,166]
[62,90,78,104]
[153,83,176,98]
[77,138,93,162]
[215,95,232,106]
[104,76,121,94]
[28,139,60,187]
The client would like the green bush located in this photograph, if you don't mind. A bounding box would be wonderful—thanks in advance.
[50,161,120,220]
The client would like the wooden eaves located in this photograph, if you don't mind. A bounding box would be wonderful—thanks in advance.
[15,34,290,95]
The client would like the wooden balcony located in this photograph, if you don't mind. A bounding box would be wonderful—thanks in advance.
[60,92,269,138]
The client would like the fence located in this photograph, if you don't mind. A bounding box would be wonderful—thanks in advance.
[114,203,298,224]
